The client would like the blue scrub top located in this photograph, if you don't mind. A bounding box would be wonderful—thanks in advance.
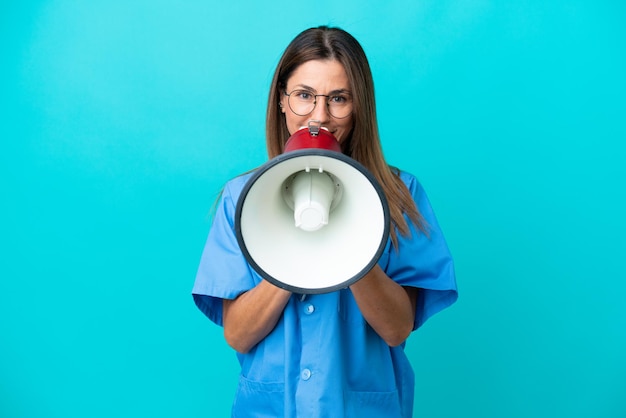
[193,170,458,418]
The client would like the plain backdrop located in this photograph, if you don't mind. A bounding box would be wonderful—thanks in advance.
[1,1,625,417]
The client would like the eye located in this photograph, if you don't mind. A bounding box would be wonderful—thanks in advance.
[294,90,314,101]
[329,94,349,104]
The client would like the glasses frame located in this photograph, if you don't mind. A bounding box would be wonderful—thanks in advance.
[283,89,353,119]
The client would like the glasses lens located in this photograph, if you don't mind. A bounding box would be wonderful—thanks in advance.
[287,90,315,116]
[327,93,352,119]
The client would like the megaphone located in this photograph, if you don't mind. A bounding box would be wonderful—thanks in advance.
[235,121,390,294]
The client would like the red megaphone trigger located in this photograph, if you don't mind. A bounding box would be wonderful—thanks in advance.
[283,121,342,153]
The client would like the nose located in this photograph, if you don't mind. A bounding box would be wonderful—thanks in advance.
[309,96,331,124]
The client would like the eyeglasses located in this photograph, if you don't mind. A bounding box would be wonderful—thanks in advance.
[284,89,353,119]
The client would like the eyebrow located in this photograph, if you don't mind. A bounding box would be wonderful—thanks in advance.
[291,84,352,95]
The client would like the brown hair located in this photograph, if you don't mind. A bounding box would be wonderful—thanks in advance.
[266,26,425,247]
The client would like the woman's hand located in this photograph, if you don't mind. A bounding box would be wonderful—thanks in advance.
[350,265,418,346]
[222,280,292,353]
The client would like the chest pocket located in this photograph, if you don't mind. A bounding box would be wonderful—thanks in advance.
[345,390,403,417]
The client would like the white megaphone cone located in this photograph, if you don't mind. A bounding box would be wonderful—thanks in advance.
[235,121,390,294]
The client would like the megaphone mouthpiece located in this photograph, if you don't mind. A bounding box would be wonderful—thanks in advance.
[290,170,337,232]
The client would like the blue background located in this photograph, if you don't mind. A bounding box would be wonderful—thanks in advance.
[2,1,625,417]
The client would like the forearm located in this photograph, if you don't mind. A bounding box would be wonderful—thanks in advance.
[222,280,292,353]
[350,265,417,346]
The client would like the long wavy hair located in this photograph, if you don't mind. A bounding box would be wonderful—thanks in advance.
[266,26,425,248]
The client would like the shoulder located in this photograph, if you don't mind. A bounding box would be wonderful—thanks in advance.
[218,172,257,207]
[209,172,257,224]
[391,168,437,226]
[223,172,255,195]
[392,167,423,195]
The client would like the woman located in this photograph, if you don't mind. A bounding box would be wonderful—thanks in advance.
[193,26,458,417]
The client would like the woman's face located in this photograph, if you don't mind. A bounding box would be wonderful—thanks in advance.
[280,59,354,144]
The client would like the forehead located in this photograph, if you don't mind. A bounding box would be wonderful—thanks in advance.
[286,59,350,90]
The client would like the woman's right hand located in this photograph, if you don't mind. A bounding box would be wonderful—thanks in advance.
[222,280,292,353]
